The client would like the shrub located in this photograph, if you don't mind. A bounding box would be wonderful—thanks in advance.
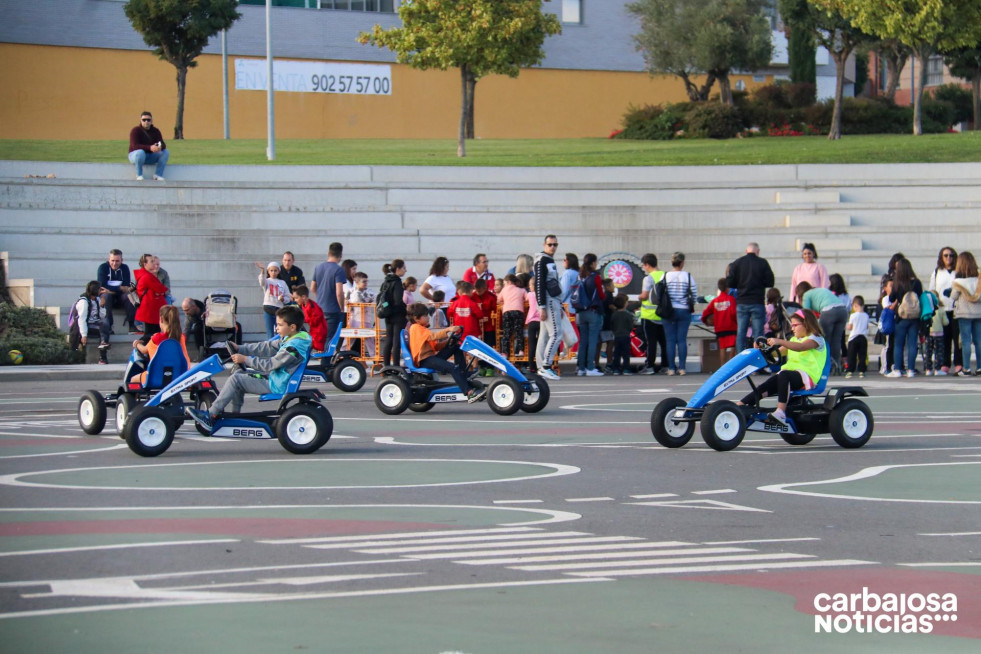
[840,97,910,134]
[921,98,956,133]
[0,304,61,340]
[685,103,744,139]
[932,84,973,124]
[618,103,688,140]
[785,82,817,108]
[0,303,79,365]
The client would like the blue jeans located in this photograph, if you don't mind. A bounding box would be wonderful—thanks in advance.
[575,309,602,371]
[959,318,981,371]
[128,148,169,177]
[664,309,692,372]
[892,318,919,373]
[325,312,345,346]
[736,303,766,351]
[263,308,277,340]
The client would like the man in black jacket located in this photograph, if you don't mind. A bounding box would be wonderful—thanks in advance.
[726,242,775,350]
[97,249,137,334]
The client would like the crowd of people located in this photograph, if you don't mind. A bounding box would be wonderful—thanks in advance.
[73,238,981,379]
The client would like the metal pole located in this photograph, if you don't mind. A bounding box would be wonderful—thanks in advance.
[266,0,275,160]
[221,29,230,140]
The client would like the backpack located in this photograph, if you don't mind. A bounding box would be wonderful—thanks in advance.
[67,295,90,350]
[570,274,598,312]
[376,278,397,320]
[897,290,921,320]
[205,291,237,329]
[654,276,673,320]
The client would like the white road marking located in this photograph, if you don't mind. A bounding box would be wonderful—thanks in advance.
[629,499,772,513]
[567,559,876,577]
[354,536,643,555]
[629,493,679,499]
[456,546,746,566]
[917,531,981,537]
[898,562,981,567]
[493,499,544,504]
[565,497,615,503]
[0,538,240,558]
[691,489,737,495]
[0,444,128,459]
[703,537,820,545]
[260,526,541,546]
[303,531,592,550]
[511,552,814,572]
[170,572,423,590]
[407,541,694,560]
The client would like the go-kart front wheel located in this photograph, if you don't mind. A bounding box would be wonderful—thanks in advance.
[830,399,873,448]
[332,359,366,393]
[650,397,694,448]
[78,391,107,435]
[374,377,411,415]
[700,400,746,451]
[487,378,522,415]
[194,390,218,436]
[277,403,332,454]
[520,374,550,413]
[123,406,174,457]
[115,393,137,436]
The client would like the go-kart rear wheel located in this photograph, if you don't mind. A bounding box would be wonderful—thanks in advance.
[781,432,816,445]
[194,390,218,436]
[520,374,550,413]
[487,378,522,415]
[408,402,435,412]
[701,400,746,451]
[115,393,137,436]
[830,399,873,448]
[650,397,694,448]
[277,403,332,454]
[374,377,411,415]
[123,406,174,457]
[332,359,366,392]
[78,391,107,435]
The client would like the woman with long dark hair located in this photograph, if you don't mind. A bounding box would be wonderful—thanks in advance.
[379,259,407,366]
[574,253,606,376]
[929,246,961,374]
[419,256,455,302]
[885,258,923,378]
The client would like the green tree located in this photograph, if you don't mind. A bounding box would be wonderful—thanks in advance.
[359,0,561,158]
[872,39,912,101]
[943,44,981,129]
[124,0,241,140]
[629,0,773,105]
[780,0,817,84]
[815,0,981,134]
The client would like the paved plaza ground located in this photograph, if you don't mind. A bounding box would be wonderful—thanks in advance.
[1,365,979,652]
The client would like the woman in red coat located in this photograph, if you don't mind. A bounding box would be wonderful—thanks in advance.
[135,254,169,338]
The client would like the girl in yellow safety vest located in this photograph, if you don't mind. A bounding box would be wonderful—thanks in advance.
[737,309,827,428]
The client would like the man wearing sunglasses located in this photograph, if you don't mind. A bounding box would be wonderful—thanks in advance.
[128,111,169,181]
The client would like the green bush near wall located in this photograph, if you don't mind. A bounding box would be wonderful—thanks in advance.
[0,304,80,365]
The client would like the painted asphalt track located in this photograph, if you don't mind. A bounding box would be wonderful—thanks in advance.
[1,368,980,652]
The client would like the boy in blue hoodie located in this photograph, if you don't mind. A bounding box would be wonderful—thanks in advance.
[187,305,311,430]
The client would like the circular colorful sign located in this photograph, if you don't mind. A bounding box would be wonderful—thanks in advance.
[604,261,634,288]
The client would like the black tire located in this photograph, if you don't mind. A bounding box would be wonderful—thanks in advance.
[123,406,174,457]
[194,390,218,436]
[408,402,435,412]
[830,399,874,448]
[276,403,332,454]
[700,400,747,451]
[115,393,137,436]
[332,359,367,392]
[520,374,550,413]
[650,397,694,448]
[374,376,411,415]
[781,431,817,445]
[78,391,107,435]
[487,377,522,415]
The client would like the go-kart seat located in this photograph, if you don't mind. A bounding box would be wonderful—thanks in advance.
[789,348,832,398]
[309,326,341,362]
[130,339,189,391]
[258,347,313,402]
[400,329,436,374]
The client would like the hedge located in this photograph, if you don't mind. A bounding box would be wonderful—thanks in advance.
[0,303,80,365]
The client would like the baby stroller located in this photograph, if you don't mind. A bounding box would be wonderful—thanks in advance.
[203,289,242,350]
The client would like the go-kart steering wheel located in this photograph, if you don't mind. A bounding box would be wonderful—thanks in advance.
[755,336,782,366]
[226,341,247,372]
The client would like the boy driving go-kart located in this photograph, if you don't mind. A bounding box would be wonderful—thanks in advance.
[407,302,487,403]
[187,305,311,431]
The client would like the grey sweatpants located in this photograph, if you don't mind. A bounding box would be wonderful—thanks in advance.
[537,296,563,370]
[211,370,271,415]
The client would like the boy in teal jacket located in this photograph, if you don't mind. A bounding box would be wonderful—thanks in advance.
[188,305,311,430]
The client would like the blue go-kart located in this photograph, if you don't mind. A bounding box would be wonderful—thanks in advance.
[77,339,218,437]
[301,326,367,392]
[373,330,550,415]
[120,342,332,457]
[650,338,873,451]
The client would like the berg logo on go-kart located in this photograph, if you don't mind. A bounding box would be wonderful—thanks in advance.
[431,393,466,403]
[213,426,269,439]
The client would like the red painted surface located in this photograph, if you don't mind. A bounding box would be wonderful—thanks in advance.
[685,568,980,639]
[0,518,450,539]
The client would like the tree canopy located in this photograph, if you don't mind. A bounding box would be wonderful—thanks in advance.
[628,0,773,105]
[944,44,981,128]
[125,0,241,139]
[359,0,561,157]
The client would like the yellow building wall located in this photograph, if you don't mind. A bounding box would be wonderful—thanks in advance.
[0,43,769,140]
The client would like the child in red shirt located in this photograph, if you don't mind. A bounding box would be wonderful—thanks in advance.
[292,284,328,352]
[474,278,497,343]
[701,278,738,364]
[447,281,484,340]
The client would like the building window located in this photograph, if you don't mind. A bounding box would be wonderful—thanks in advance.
[926,55,945,87]
[562,0,582,24]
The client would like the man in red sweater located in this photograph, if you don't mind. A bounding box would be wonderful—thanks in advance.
[128,111,169,181]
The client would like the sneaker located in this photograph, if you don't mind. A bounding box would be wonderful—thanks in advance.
[941,366,949,374]
[98,360,108,365]
[765,412,790,429]
[622,369,634,375]
[467,387,488,404]
[538,368,560,381]
[136,175,144,181]
[576,369,586,376]
[186,408,214,431]
[906,370,916,378]
[98,341,110,349]
[858,372,865,378]
[954,366,964,375]
[885,370,902,378]
[585,368,604,377]
[935,370,947,376]
[666,369,676,376]
[638,366,654,375]
[678,369,686,376]
[153,174,165,181]
[844,372,853,379]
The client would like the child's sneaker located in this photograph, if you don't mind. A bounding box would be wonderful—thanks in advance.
[186,408,214,432]
[858,372,865,378]
[906,370,916,378]
[935,369,947,376]
[466,387,488,404]
[765,412,789,429]
[585,368,604,377]
[844,372,853,379]
[98,341,110,349]
[885,370,902,378]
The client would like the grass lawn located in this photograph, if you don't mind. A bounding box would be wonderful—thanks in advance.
[0,132,979,166]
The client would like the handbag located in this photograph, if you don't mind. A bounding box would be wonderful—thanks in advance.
[561,311,579,348]
[879,307,895,336]
[654,276,673,320]
[126,290,141,306]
